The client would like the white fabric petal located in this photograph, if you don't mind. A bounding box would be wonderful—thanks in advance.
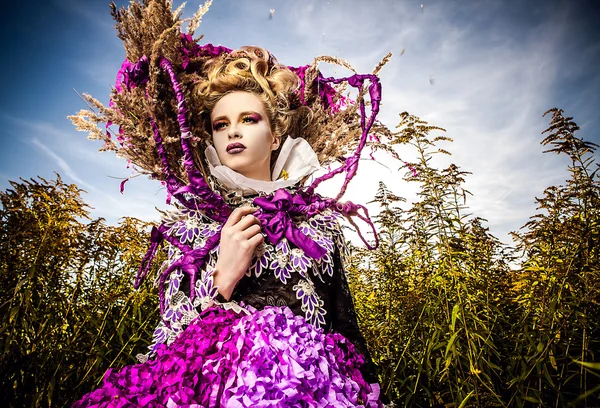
[205,137,321,196]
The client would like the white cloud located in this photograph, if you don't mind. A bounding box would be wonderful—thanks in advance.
[2,113,165,225]
[257,0,577,245]
[31,138,96,192]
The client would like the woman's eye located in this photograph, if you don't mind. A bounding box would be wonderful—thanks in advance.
[242,116,258,124]
[213,122,227,131]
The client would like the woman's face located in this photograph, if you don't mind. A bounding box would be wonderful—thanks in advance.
[211,91,280,181]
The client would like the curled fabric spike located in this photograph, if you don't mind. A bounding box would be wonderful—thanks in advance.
[306,73,382,201]
[135,225,166,289]
[119,178,129,194]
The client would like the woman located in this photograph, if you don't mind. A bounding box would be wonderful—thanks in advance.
[71,1,394,406]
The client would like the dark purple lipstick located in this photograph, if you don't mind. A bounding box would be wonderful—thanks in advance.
[226,142,246,154]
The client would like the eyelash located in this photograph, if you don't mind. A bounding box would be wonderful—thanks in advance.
[242,115,259,124]
[213,116,258,131]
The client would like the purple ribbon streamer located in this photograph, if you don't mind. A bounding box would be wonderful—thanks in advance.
[156,233,222,315]
[135,225,166,289]
[299,190,380,251]
[158,57,231,222]
[306,73,381,201]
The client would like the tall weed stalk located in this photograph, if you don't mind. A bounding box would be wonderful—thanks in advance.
[507,109,600,407]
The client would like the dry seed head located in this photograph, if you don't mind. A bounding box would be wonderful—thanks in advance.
[187,0,212,36]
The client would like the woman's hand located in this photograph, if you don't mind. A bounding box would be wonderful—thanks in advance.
[213,206,264,300]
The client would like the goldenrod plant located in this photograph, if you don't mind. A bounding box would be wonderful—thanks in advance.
[0,176,161,407]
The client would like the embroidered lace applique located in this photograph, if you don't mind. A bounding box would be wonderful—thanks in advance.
[293,278,327,327]
[140,205,347,360]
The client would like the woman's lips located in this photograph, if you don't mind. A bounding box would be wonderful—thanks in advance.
[226,143,246,154]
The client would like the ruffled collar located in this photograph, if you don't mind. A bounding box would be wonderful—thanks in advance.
[205,137,321,196]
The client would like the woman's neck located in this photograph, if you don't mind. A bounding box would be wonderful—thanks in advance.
[241,165,272,182]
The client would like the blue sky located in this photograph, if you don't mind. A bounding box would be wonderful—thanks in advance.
[1,0,599,245]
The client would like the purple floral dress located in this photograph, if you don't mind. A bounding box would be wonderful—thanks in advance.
[73,198,382,408]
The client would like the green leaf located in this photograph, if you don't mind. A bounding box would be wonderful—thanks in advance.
[451,304,460,331]
[574,360,600,370]
[457,391,474,408]
[542,364,555,387]
[9,305,19,323]
[521,395,541,403]
[444,331,460,359]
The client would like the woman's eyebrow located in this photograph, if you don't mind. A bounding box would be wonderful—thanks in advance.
[239,111,261,118]
[212,111,262,123]
[212,115,228,122]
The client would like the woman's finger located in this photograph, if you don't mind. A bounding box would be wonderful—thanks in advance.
[241,223,262,239]
[247,232,265,247]
[235,214,261,231]
[224,206,257,227]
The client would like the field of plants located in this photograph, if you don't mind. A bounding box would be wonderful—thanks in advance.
[1,109,598,407]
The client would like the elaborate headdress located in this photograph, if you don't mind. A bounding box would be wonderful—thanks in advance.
[70,0,396,310]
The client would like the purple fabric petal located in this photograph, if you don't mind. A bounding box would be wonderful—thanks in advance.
[73,306,381,407]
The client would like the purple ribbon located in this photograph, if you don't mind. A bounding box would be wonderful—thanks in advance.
[155,233,221,315]
[180,34,232,69]
[115,55,150,91]
[254,189,327,259]
[135,225,166,289]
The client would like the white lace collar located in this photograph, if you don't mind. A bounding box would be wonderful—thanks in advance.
[204,137,321,196]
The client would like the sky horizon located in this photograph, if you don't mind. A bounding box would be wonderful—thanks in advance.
[1,0,599,248]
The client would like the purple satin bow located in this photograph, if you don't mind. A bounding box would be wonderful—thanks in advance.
[253,189,327,259]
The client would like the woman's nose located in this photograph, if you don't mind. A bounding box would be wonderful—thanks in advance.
[228,124,242,139]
